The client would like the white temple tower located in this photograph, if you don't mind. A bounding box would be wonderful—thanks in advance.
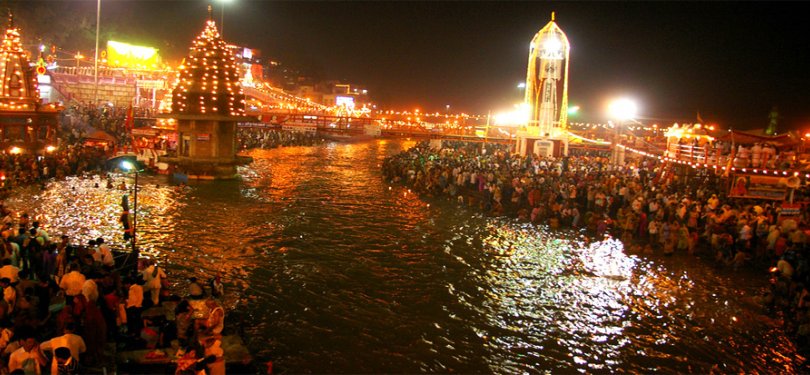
[516,12,570,157]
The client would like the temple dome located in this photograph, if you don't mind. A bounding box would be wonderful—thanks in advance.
[170,18,245,116]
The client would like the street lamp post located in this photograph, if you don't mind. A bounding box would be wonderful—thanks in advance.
[217,0,234,37]
[607,98,638,165]
[121,160,140,270]
[93,0,100,105]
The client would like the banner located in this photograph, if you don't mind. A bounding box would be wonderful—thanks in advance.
[729,174,787,200]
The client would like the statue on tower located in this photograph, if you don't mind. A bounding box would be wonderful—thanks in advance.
[765,106,779,135]
[516,12,571,157]
[525,12,570,135]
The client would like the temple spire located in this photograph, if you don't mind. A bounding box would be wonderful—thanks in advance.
[7,9,13,28]
[208,5,213,21]
[551,11,555,22]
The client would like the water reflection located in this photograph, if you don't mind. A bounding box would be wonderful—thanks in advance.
[2,140,802,373]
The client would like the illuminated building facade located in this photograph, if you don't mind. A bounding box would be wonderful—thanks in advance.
[159,8,254,179]
[0,13,59,153]
[516,12,570,157]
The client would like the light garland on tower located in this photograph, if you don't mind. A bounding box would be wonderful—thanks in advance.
[170,16,245,116]
[0,15,39,112]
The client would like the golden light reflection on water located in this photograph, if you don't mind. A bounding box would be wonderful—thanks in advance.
[5,175,179,258]
[464,222,634,372]
[445,218,800,373]
[4,175,255,304]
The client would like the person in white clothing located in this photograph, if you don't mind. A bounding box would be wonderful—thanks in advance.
[8,336,47,375]
[0,259,20,284]
[59,265,86,297]
[31,221,49,244]
[81,279,99,303]
[1,278,15,314]
[95,238,114,267]
[40,322,86,364]
[126,277,145,337]
[142,260,166,306]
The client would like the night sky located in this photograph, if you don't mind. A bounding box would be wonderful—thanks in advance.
[11,1,810,130]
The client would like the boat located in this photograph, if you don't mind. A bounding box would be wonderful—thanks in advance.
[107,148,171,174]
[268,113,381,141]
[319,120,381,141]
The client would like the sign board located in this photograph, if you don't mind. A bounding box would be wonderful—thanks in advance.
[780,203,801,217]
[196,133,210,141]
[778,202,802,226]
[729,174,787,200]
[107,40,160,69]
[534,140,554,158]
[335,96,355,107]
[137,80,165,90]
[132,128,159,136]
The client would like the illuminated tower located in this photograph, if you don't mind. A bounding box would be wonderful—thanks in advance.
[517,12,570,157]
[0,11,59,154]
[158,7,255,180]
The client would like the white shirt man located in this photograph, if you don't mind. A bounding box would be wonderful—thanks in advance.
[41,326,86,363]
[94,238,114,267]
[8,338,47,375]
[2,279,15,313]
[32,225,49,244]
[0,262,20,283]
[142,263,167,305]
[127,282,144,309]
[99,245,114,267]
[81,279,99,303]
[59,268,86,297]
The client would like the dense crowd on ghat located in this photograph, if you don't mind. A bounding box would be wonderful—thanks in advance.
[0,203,229,374]
[1,101,327,197]
[59,104,152,146]
[668,136,800,170]
[237,127,323,149]
[383,141,810,354]
[0,147,109,196]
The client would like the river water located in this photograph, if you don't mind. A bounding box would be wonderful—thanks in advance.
[4,139,803,373]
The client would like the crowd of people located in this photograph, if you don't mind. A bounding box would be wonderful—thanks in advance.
[0,146,108,197]
[4,101,330,197]
[59,103,150,147]
[383,140,810,355]
[0,203,229,374]
[666,137,800,171]
[238,127,323,149]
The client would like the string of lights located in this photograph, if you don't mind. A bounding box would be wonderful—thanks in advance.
[567,128,809,179]
[171,18,245,116]
[0,18,37,111]
[565,131,610,145]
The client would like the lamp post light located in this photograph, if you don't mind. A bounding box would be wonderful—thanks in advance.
[121,160,141,269]
[607,98,638,165]
[216,0,234,37]
[93,0,100,105]
[74,52,84,68]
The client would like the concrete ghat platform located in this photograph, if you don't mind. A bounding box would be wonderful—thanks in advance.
[116,335,253,371]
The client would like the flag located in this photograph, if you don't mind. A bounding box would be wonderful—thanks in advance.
[126,106,135,130]
[723,131,734,178]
